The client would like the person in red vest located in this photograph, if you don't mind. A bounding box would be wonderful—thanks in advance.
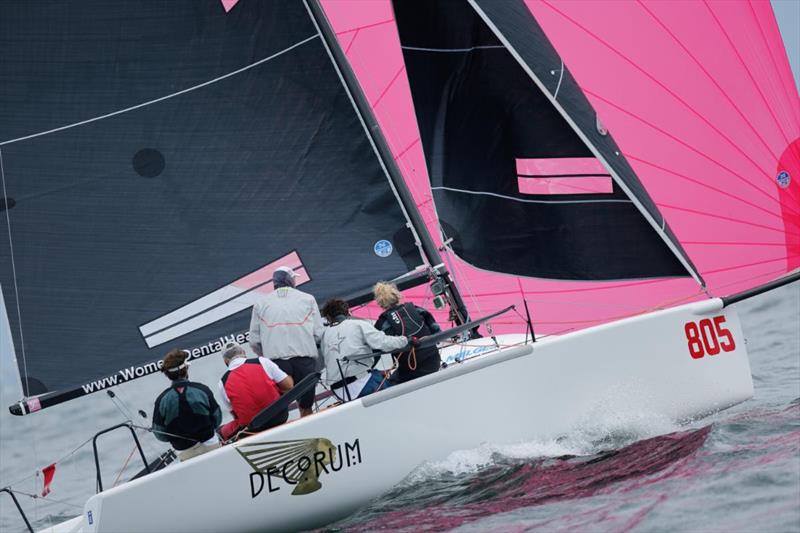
[217,341,293,441]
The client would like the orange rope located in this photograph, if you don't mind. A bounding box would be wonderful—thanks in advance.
[112,445,137,487]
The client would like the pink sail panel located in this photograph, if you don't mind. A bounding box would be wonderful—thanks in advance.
[321,0,800,334]
[516,157,613,195]
[220,0,239,13]
[524,0,800,283]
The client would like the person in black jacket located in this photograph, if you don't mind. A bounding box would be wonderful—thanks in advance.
[152,349,222,461]
[373,282,442,384]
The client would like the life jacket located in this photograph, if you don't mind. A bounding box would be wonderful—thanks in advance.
[378,303,440,380]
[221,359,280,427]
[381,303,435,338]
[163,383,216,451]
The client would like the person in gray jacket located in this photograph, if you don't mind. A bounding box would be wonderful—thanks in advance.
[249,266,324,417]
[320,298,410,401]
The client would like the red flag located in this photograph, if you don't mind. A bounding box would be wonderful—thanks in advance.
[41,463,56,497]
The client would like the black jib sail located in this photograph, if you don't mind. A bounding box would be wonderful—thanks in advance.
[392,0,703,283]
[0,0,432,404]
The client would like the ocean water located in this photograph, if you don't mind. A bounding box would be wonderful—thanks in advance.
[1,283,798,532]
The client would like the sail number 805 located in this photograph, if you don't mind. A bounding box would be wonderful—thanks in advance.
[684,316,736,359]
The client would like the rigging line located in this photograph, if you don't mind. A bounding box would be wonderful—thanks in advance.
[107,393,135,422]
[585,89,800,219]
[625,153,797,226]
[542,0,787,182]
[3,432,98,491]
[636,0,791,167]
[657,202,800,236]
[0,148,28,395]
[431,186,632,204]
[400,45,505,53]
[112,445,138,488]
[6,489,84,510]
[440,234,486,322]
[0,35,320,147]
[747,0,800,128]
[703,0,797,150]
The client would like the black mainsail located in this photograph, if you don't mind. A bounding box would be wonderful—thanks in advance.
[392,0,704,283]
[0,0,455,412]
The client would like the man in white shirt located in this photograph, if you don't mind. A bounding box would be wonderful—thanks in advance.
[249,266,323,417]
[217,342,293,441]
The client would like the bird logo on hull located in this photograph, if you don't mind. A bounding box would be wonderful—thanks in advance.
[236,437,362,497]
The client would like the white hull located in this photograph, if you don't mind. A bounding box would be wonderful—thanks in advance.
[45,298,753,533]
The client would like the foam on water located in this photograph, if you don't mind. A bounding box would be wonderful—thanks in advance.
[408,402,682,483]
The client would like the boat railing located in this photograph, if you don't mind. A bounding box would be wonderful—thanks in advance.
[0,488,34,533]
[92,422,150,493]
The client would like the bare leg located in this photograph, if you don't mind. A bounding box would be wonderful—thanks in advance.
[299,407,313,417]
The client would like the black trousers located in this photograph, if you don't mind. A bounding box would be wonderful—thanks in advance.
[273,356,317,409]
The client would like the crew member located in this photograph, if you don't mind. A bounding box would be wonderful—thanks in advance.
[373,282,442,384]
[152,349,222,461]
[217,341,294,441]
[320,298,409,400]
[249,266,323,417]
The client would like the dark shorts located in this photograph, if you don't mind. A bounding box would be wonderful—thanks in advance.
[273,356,317,409]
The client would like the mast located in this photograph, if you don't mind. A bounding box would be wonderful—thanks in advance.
[303,0,471,325]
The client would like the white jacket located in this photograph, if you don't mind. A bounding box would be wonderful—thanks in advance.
[320,317,408,395]
[248,287,324,360]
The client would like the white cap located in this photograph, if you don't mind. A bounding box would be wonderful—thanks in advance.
[274,265,297,279]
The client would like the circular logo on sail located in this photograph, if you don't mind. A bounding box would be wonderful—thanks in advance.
[776,170,791,189]
[374,240,393,257]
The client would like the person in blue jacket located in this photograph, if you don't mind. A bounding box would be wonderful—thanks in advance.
[152,349,222,461]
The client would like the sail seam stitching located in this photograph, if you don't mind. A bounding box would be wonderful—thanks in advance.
[0,147,28,394]
[432,186,632,204]
[0,35,320,147]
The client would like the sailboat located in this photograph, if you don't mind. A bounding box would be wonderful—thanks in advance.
[0,0,796,532]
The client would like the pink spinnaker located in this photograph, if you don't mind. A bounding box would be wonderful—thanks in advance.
[321,0,800,334]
